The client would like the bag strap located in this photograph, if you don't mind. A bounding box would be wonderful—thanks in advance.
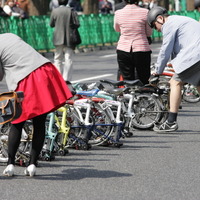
[0,91,24,102]
[70,8,80,29]
[16,91,24,103]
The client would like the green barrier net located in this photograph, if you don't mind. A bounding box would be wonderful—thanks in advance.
[0,16,54,51]
[0,11,198,52]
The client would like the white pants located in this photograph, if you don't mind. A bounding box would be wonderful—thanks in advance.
[54,45,74,81]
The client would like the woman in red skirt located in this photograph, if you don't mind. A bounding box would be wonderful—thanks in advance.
[0,33,72,177]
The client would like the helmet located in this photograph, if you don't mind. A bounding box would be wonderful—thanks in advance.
[194,0,200,9]
[147,6,168,28]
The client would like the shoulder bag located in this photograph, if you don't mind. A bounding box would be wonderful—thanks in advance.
[0,91,24,125]
[70,8,82,46]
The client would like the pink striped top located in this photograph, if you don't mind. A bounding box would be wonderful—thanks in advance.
[114,4,152,52]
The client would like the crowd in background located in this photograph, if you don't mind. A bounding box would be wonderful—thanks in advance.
[0,0,198,17]
[49,0,82,12]
[49,0,158,14]
[0,0,183,17]
[0,0,29,18]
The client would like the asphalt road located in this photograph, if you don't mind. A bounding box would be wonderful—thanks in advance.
[1,42,200,200]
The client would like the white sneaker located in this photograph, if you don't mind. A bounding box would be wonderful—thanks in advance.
[24,164,36,177]
[3,164,15,177]
[153,121,178,133]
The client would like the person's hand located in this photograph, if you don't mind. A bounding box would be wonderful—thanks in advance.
[149,73,159,79]
[149,73,160,84]
[147,36,152,44]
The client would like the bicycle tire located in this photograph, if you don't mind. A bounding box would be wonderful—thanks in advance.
[66,105,85,147]
[0,124,9,162]
[88,103,114,146]
[0,122,32,165]
[182,84,200,103]
[130,93,162,130]
[157,80,170,90]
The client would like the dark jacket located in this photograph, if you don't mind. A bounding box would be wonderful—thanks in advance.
[0,7,9,17]
[114,1,126,11]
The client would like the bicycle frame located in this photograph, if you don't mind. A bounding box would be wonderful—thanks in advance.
[71,96,124,146]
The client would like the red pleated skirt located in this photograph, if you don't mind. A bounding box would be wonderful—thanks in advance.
[12,62,73,124]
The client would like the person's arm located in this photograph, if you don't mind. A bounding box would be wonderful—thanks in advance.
[11,11,21,17]
[145,18,152,37]
[3,5,20,17]
[155,26,176,74]
[145,17,152,44]
[113,12,120,32]
[0,62,4,81]
[49,12,55,27]
[107,2,112,10]
[49,1,53,10]
[3,5,12,16]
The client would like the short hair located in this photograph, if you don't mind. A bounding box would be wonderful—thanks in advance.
[124,0,139,4]
[58,0,68,6]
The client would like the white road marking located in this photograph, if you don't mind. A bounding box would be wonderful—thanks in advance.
[71,74,114,83]
[152,54,159,57]
[100,54,116,58]
[100,53,159,58]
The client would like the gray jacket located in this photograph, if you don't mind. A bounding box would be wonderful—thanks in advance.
[50,5,72,47]
[155,15,200,74]
[0,33,49,91]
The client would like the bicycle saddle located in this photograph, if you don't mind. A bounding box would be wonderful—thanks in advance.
[105,87,129,96]
[123,79,143,87]
[100,79,124,87]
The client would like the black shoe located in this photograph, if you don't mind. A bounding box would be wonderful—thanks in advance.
[153,121,178,133]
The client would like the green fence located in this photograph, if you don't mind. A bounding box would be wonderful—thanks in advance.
[0,14,120,51]
[0,11,199,52]
[0,16,54,51]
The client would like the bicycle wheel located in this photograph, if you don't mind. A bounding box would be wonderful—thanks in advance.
[0,122,32,165]
[88,103,114,146]
[66,105,85,148]
[130,93,162,130]
[182,84,200,103]
[0,123,9,162]
[16,121,33,166]
[157,80,170,90]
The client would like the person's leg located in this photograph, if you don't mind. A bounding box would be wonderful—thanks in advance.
[167,78,184,123]
[29,113,47,165]
[153,78,183,132]
[54,45,64,74]
[3,121,25,176]
[134,51,151,85]
[63,47,74,81]
[7,122,25,164]
[117,50,134,80]
[24,113,47,177]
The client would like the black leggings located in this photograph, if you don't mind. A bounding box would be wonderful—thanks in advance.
[8,113,47,165]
